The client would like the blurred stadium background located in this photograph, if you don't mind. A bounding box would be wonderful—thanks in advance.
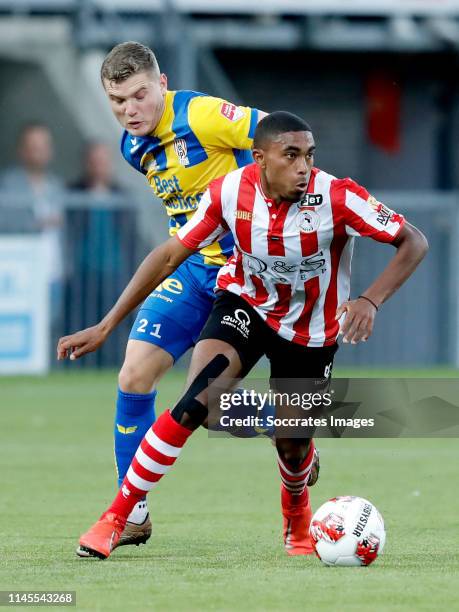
[1,0,459,373]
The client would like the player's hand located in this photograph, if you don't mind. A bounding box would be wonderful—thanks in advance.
[335,298,377,344]
[57,324,109,361]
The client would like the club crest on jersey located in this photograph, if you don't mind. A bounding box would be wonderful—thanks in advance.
[296,209,321,234]
[298,194,323,208]
[220,102,244,122]
[174,138,190,166]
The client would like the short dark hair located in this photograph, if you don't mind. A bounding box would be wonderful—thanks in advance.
[101,41,160,84]
[253,112,312,148]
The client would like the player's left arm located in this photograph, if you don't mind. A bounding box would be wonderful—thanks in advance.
[336,182,428,344]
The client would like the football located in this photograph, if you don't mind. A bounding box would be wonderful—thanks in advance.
[310,496,386,567]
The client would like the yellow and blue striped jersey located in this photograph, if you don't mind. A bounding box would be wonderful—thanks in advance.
[121,90,259,266]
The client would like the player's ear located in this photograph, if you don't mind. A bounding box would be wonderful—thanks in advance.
[252,148,266,168]
[159,73,168,94]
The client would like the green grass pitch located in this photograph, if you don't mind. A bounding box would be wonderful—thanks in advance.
[1,369,458,611]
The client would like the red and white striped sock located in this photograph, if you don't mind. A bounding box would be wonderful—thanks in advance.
[105,410,193,520]
[278,441,315,515]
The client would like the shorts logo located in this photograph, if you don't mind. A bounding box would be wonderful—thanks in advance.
[220,103,244,122]
[296,209,321,233]
[155,278,183,295]
[222,308,251,339]
[174,138,190,166]
[234,309,250,327]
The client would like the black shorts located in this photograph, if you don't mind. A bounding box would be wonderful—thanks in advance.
[198,291,338,384]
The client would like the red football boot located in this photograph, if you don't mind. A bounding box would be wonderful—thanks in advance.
[77,512,127,559]
[282,486,315,556]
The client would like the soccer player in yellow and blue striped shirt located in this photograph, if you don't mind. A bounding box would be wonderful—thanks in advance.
[60,43,319,555]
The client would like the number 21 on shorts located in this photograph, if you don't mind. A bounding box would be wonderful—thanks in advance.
[136,318,162,338]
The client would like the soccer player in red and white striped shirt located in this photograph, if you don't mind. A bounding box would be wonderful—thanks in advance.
[76,112,428,559]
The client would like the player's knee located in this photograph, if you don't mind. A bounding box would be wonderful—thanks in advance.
[118,362,153,394]
[170,354,230,429]
[276,439,311,469]
[171,397,207,430]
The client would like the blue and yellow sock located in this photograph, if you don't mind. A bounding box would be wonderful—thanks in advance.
[114,389,157,487]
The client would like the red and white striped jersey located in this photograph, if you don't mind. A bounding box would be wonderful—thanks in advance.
[177,163,405,347]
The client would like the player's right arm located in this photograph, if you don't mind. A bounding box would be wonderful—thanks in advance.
[57,185,228,360]
[334,179,428,344]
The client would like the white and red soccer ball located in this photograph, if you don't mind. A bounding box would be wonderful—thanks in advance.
[310,496,386,567]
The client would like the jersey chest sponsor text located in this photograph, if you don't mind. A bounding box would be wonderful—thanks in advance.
[240,250,327,284]
[151,173,204,212]
[231,200,333,283]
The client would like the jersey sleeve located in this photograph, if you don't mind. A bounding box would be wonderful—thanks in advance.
[188,95,259,150]
[337,178,405,243]
[176,178,230,250]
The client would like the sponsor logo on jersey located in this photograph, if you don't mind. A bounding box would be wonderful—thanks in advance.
[296,209,321,233]
[222,308,251,339]
[298,194,323,207]
[174,138,190,166]
[220,102,244,122]
[367,195,396,227]
[270,250,326,281]
[243,253,268,275]
[300,250,326,276]
[376,206,392,227]
[367,195,381,212]
[153,175,184,195]
[235,210,253,221]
